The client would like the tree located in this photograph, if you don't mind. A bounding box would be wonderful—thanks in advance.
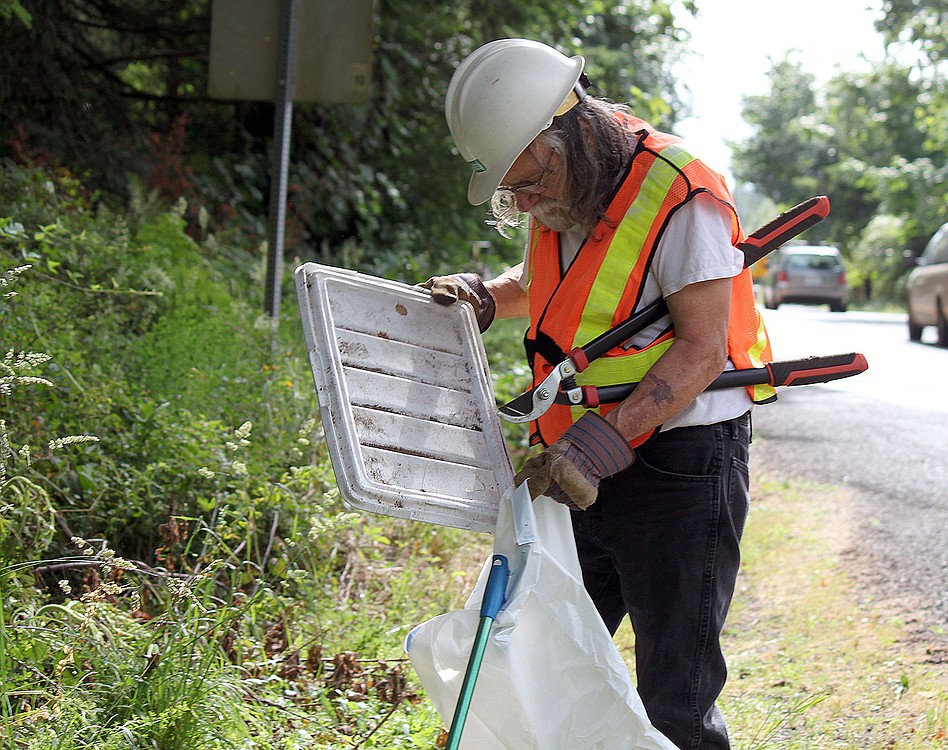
[826,63,945,253]
[731,57,857,243]
[0,0,693,284]
[876,0,947,64]
[874,0,948,255]
[732,39,946,299]
[0,1,217,195]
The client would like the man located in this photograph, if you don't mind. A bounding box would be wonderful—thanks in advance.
[423,39,775,750]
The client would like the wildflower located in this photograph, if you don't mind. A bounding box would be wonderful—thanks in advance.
[235,421,252,440]
[48,435,100,452]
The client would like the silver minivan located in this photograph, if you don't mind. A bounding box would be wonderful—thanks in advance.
[906,222,948,346]
[762,245,850,312]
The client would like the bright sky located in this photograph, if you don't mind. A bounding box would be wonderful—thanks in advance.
[670,0,888,179]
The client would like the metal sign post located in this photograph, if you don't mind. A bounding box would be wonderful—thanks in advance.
[263,0,299,323]
[208,0,375,321]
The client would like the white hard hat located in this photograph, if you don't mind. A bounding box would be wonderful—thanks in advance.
[445,39,586,206]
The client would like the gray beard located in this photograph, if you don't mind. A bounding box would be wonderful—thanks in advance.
[529,197,586,234]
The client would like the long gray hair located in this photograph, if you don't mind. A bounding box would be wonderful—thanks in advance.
[489,97,639,237]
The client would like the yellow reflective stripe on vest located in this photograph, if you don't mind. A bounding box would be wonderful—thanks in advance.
[748,314,775,402]
[572,143,694,350]
[578,337,674,389]
[526,223,541,287]
[748,315,769,366]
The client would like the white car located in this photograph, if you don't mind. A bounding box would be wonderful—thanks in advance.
[906,222,948,346]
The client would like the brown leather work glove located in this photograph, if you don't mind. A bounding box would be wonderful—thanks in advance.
[419,273,496,332]
[514,412,636,510]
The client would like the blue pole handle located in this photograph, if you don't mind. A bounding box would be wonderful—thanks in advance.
[480,554,509,620]
[444,554,510,750]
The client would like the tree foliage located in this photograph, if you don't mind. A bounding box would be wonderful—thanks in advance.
[877,0,947,64]
[731,5,947,301]
[4,1,943,305]
[0,0,691,289]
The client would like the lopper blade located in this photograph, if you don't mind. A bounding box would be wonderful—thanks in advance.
[498,388,548,423]
[498,361,574,423]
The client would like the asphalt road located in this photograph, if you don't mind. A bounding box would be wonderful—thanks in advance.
[749,305,948,642]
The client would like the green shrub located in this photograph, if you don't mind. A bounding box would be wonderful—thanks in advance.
[0,160,493,746]
[1,163,319,560]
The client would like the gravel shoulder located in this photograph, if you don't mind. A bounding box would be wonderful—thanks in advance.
[750,429,948,663]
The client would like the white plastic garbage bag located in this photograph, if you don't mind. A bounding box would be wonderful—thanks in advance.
[406,484,677,750]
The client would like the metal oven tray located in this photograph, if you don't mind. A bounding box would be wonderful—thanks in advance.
[295,263,512,532]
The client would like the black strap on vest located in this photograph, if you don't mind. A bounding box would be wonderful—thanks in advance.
[524,330,566,371]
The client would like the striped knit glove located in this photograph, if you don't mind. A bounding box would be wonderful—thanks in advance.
[514,412,636,510]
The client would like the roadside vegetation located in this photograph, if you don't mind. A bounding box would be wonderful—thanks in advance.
[2,1,946,746]
[4,162,947,748]
[689,472,945,748]
[0,163,485,747]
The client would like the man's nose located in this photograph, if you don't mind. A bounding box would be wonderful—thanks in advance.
[515,191,542,213]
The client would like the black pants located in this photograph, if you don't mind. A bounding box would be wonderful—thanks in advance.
[571,413,752,750]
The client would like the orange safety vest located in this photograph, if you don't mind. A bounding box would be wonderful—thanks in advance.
[524,115,775,448]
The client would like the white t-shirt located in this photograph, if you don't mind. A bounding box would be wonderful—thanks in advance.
[521,192,754,430]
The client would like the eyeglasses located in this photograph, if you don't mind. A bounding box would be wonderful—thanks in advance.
[497,147,556,196]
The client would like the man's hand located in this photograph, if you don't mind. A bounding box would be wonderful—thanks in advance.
[419,273,496,332]
[514,412,635,510]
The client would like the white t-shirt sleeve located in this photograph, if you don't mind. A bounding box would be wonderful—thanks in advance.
[650,192,755,429]
[652,192,744,298]
[630,192,742,346]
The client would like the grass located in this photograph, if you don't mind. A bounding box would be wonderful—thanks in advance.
[613,469,947,748]
[721,470,948,748]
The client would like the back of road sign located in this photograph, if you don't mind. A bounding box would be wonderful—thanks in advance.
[208,0,373,104]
